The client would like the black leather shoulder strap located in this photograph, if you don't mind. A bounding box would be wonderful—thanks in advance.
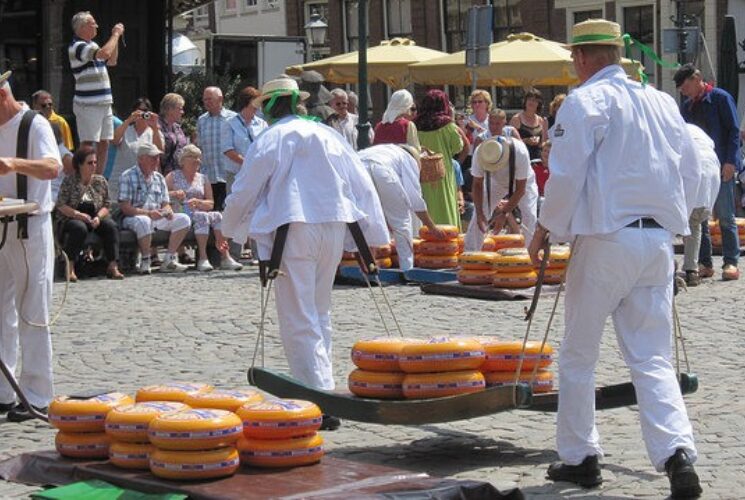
[15,110,37,239]
[507,139,516,199]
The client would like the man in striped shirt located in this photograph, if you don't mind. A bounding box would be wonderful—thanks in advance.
[68,11,124,174]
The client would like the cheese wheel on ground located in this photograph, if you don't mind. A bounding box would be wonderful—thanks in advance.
[184,389,263,412]
[237,434,323,468]
[542,267,565,285]
[403,370,485,399]
[483,370,554,393]
[150,447,240,481]
[55,432,110,459]
[481,236,496,251]
[348,369,405,399]
[476,340,553,372]
[418,240,460,256]
[109,441,155,470]
[135,383,213,403]
[399,337,485,373]
[457,269,496,285]
[491,233,525,249]
[459,251,499,270]
[105,401,190,443]
[492,270,537,289]
[416,254,459,269]
[351,337,412,372]
[148,409,243,450]
[493,253,534,273]
[49,392,134,433]
[547,246,571,269]
[237,399,322,439]
[419,225,460,241]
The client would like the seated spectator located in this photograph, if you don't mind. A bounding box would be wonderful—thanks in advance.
[55,146,123,281]
[373,89,420,151]
[166,145,242,272]
[118,142,191,274]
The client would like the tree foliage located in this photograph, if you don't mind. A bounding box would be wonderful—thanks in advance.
[172,70,243,137]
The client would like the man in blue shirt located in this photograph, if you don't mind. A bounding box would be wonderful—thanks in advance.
[675,63,740,281]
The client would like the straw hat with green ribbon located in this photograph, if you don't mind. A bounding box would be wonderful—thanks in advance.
[253,77,310,114]
[568,19,624,47]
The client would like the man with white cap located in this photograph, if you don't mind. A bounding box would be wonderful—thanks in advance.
[358,144,443,270]
[527,19,702,498]
[221,77,388,430]
[464,136,537,252]
[118,142,191,274]
[0,71,60,422]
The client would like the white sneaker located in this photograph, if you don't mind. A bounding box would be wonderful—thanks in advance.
[161,255,188,273]
[220,255,243,271]
[138,259,152,275]
[197,259,214,272]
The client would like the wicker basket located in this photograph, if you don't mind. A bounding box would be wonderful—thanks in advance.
[419,148,446,183]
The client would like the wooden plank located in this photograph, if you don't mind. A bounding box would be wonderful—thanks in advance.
[419,281,552,301]
[403,268,458,283]
[337,266,404,285]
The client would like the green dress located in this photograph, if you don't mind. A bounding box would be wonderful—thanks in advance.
[418,123,464,228]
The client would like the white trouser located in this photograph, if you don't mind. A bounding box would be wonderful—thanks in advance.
[559,228,696,471]
[368,163,414,270]
[682,207,710,272]
[0,216,55,408]
[122,213,191,240]
[464,182,538,252]
[274,222,346,390]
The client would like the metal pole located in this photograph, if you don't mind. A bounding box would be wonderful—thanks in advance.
[166,0,173,91]
[356,0,371,150]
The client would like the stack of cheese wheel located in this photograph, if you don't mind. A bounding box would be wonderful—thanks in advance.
[539,245,571,285]
[348,338,414,399]
[49,392,134,460]
[339,251,358,268]
[477,338,554,393]
[373,244,394,269]
[236,399,324,468]
[457,251,500,285]
[148,408,242,480]
[709,219,722,248]
[105,401,189,469]
[491,233,525,251]
[135,382,213,403]
[400,337,486,399]
[184,388,263,412]
[481,235,497,251]
[492,248,537,288]
[416,225,460,269]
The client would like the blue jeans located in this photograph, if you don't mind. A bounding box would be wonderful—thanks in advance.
[699,179,740,267]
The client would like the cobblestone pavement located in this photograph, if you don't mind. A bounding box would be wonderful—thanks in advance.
[0,256,742,499]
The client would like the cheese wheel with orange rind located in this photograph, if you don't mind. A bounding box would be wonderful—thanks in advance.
[493,253,534,273]
[491,233,525,249]
[49,392,134,433]
[105,401,190,442]
[403,370,485,399]
[399,337,485,373]
[135,383,213,403]
[109,441,156,470]
[236,399,322,439]
[416,254,459,269]
[419,225,460,241]
[492,270,537,289]
[150,447,240,480]
[55,431,110,459]
[148,409,243,450]
[457,269,496,285]
[351,337,414,372]
[475,339,553,372]
[184,389,263,412]
[418,240,460,256]
[483,369,554,393]
[458,251,499,270]
[348,369,405,399]
[237,433,323,468]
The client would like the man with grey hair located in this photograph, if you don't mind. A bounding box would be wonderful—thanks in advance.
[68,11,124,174]
[0,71,61,422]
[196,86,236,211]
[325,88,373,150]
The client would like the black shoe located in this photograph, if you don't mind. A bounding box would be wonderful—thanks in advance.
[547,455,602,488]
[0,401,16,414]
[6,403,47,423]
[320,414,341,431]
[665,449,702,499]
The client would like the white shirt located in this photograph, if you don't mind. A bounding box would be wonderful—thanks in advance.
[472,138,537,210]
[221,116,389,257]
[686,124,721,211]
[358,144,427,212]
[0,105,61,214]
[541,65,700,240]
[328,113,374,151]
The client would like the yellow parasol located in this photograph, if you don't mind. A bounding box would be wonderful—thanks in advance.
[285,38,448,89]
[408,32,642,86]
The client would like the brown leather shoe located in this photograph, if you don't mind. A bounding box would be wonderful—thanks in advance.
[722,264,740,281]
[698,265,714,278]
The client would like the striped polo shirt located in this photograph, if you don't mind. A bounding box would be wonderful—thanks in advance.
[68,37,112,105]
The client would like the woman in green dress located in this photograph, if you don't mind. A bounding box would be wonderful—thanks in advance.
[414,90,464,228]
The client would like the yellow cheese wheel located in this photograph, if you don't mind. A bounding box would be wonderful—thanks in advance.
[418,240,460,256]
[373,244,393,258]
[481,236,496,251]
[105,401,190,443]
[458,251,499,270]
[237,433,323,468]
[492,270,537,289]
[348,369,405,399]
[457,269,496,285]
[236,399,322,440]
[412,238,422,253]
[148,409,243,450]
[351,337,413,372]
[376,257,393,269]
[403,370,485,399]
[419,225,460,241]
[542,267,566,285]
[109,441,156,470]
[184,389,264,412]
[736,218,745,228]
[483,369,554,393]
[399,337,485,373]
[150,447,240,481]
[416,254,459,269]
[497,247,529,256]
[547,246,571,269]
[135,383,213,403]
[55,431,110,459]
[339,258,358,267]
[493,253,534,273]
[475,339,553,372]
[49,392,134,433]
[457,233,465,253]
[491,233,525,249]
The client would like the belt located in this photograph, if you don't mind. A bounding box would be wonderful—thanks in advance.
[625,218,662,229]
